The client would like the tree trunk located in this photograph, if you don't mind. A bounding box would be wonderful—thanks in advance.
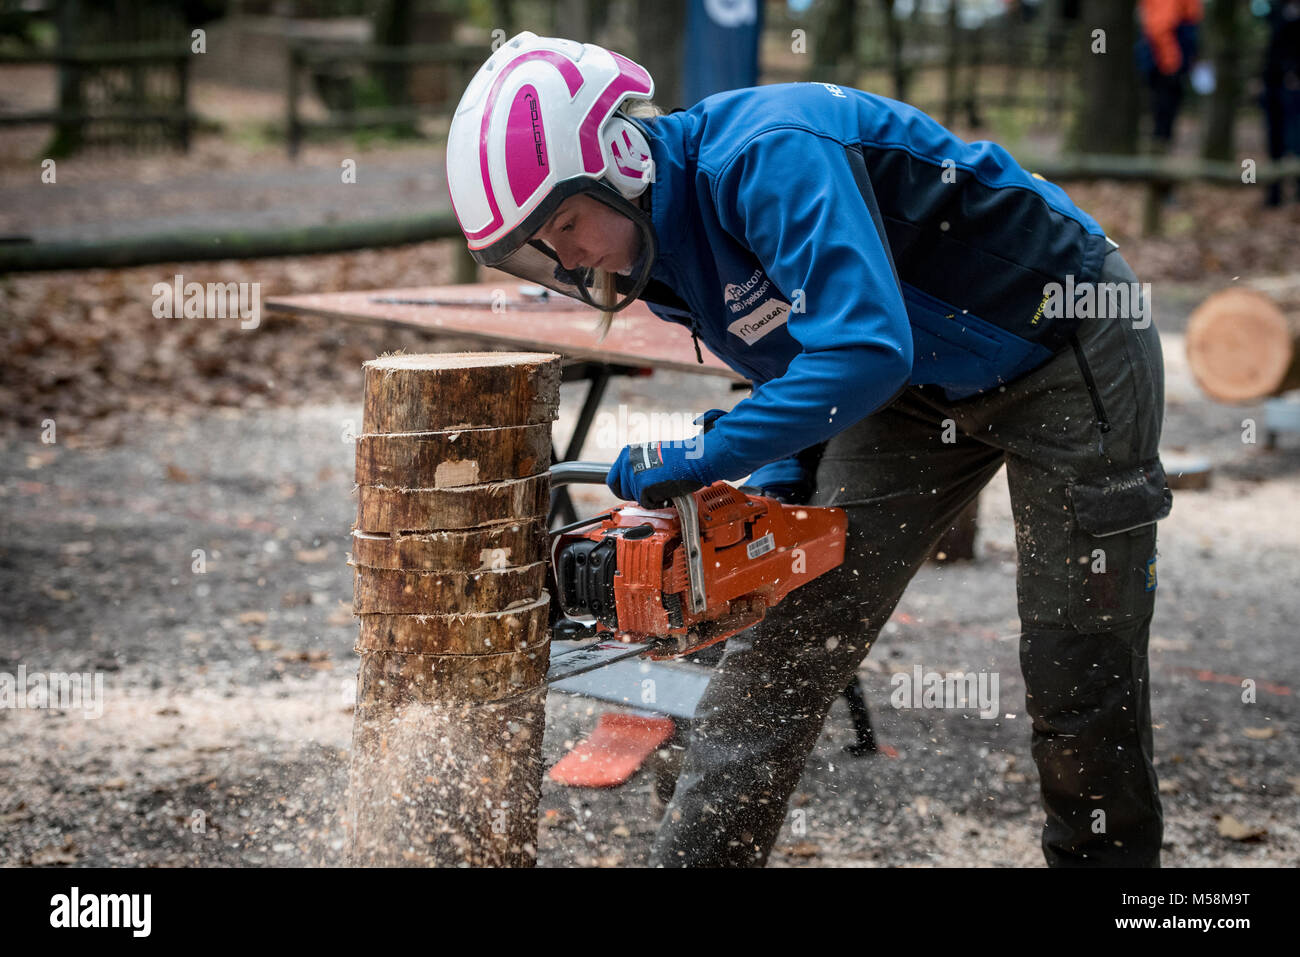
[634,0,687,109]
[1202,0,1242,162]
[347,352,561,867]
[374,0,417,137]
[1067,0,1139,155]
[944,0,960,126]
[880,0,908,101]
[815,0,858,84]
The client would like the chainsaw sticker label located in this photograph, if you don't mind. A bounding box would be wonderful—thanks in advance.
[746,531,775,560]
[727,299,790,346]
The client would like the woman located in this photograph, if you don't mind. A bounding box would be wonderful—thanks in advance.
[447,32,1172,868]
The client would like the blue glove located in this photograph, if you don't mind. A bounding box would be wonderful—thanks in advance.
[606,441,713,508]
[742,455,814,505]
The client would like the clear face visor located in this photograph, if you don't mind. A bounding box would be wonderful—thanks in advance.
[470,180,657,312]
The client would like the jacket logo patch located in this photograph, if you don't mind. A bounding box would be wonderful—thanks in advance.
[727,299,790,345]
[723,268,774,313]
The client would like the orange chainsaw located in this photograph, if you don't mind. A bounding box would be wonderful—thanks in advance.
[545,462,847,682]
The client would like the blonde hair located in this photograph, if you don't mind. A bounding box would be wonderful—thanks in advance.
[593,95,665,343]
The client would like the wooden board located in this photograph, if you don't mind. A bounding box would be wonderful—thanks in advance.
[266,283,743,380]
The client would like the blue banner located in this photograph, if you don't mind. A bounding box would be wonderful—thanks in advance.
[683,0,764,106]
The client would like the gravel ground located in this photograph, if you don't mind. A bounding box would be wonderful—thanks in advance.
[2,309,1297,868]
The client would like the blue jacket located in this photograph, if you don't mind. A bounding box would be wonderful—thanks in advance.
[634,82,1113,486]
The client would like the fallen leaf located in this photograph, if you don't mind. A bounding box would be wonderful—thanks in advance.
[249,637,280,652]
[238,611,268,625]
[294,547,331,564]
[1243,727,1276,740]
[0,804,33,826]
[41,584,74,601]
[277,649,330,663]
[30,841,78,865]
[1217,815,1267,841]
[165,463,194,483]
[783,841,821,858]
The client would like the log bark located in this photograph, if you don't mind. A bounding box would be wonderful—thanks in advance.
[355,473,551,532]
[350,520,547,571]
[362,352,562,433]
[1186,288,1300,403]
[351,562,547,615]
[355,423,552,488]
[356,595,551,656]
[347,350,560,868]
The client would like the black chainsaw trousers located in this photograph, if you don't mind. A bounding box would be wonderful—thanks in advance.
[649,250,1171,867]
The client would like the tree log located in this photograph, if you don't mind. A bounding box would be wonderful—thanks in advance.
[356,595,551,656]
[347,351,560,868]
[362,352,562,433]
[355,423,552,488]
[1187,288,1300,403]
[348,693,546,867]
[350,520,547,571]
[351,562,547,615]
[355,473,550,533]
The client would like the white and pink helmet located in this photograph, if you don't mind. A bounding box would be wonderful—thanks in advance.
[446,32,659,310]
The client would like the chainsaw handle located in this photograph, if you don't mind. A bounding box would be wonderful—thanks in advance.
[548,461,614,487]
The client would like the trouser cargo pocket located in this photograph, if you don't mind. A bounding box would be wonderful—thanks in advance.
[1064,457,1173,632]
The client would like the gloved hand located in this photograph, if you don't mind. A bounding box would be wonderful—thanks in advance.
[606,441,713,508]
[740,455,814,505]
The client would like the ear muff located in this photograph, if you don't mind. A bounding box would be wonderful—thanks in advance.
[600,113,655,200]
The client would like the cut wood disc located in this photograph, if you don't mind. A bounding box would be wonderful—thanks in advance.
[1186,288,1299,403]
[362,352,562,433]
[356,472,550,532]
[350,519,547,570]
[352,562,547,615]
[355,423,552,488]
[356,595,551,655]
[355,641,551,704]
